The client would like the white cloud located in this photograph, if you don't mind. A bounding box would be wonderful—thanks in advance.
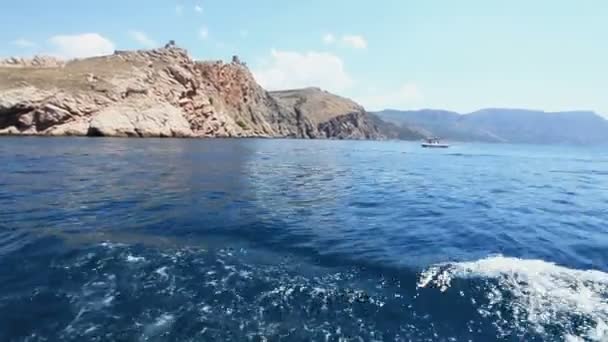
[48,33,115,59]
[128,30,157,48]
[322,33,335,45]
[199,27,209,40]
[358,83,424,111]
[253,49,354,93]
[12,38,36,48]
[194,4,203,13]
[175,5,184,15]
[342,35,367,49]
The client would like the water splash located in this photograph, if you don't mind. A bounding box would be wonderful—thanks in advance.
[418,255,608,340]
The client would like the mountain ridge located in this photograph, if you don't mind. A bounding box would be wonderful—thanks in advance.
[374,108,608,144]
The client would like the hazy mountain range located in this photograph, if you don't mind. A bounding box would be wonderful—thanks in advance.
[374,109,608,145]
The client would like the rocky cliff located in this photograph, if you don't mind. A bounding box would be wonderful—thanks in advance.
[269,87,397,139]
[0,44,393,140]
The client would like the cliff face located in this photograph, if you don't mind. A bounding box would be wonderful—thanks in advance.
[0,45,392,140]
[269,87,394,139]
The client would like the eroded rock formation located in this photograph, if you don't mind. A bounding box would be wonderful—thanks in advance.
[0,44,400,140]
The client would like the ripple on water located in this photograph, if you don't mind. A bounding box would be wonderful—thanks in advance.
[7,239,601,341]
[1,138,608,341]
[18,242,453,341]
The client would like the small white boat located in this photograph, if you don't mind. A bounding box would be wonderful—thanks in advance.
[421,138,449,148]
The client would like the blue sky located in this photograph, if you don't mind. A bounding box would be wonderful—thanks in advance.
[1,0,607,114]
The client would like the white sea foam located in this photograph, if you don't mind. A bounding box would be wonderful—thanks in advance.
[141,313,175,340]
[99,241,127,249]
[83,325,98,334]
[126,254,145,263]
[418,255,608,340]
[155,266,169,279]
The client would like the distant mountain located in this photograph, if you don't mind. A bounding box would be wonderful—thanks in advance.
[374,108,608,144]
[366,113,428,140]
[376,109,501,142]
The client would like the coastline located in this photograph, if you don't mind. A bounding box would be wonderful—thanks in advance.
[0,44,414,141]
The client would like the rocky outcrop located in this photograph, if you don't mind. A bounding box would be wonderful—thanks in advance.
[317,112,383,139]
[46,120,90,136]
[87,100,192,137]
[0,56,65,68]
[0,44,397,140]
[270,87,393,139]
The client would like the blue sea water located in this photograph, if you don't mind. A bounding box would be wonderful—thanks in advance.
[0,137,607,341]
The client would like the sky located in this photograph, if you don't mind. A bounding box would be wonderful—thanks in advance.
[1,0,607,115]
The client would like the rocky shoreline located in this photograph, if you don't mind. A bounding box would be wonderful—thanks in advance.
[0,43,417,140]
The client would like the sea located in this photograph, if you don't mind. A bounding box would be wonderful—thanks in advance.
[0,137,607,342]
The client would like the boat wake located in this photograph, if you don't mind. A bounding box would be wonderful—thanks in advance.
[417,255,608,341]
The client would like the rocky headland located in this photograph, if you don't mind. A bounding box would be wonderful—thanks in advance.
[0,42,411,140]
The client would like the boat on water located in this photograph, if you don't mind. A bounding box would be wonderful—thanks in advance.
[421,137,449,148]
